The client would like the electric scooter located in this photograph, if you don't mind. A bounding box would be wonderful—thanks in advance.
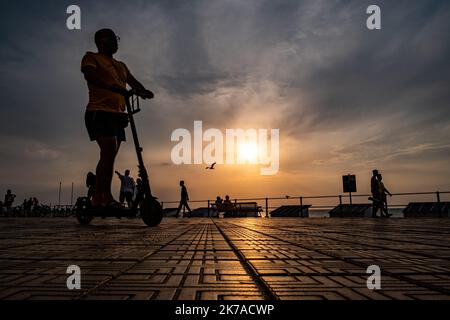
[75,90,163,227]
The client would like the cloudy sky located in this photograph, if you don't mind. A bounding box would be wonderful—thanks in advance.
[1,0,449,206]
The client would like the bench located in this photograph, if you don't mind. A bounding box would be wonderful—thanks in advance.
[329,204,372,218]
[270,205,311,217]
[211,201,263,217]
[403,202,450,218]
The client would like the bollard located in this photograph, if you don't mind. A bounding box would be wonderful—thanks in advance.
[207,200,210,217]
[265,197,269,218]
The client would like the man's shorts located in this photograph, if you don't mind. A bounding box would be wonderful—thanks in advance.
[85,110,126,142]
[119,191,133,203]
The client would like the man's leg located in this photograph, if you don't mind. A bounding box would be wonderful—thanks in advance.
[379,202,387,217]
[383,199,392,217]
[372,195,379,217]
[119,192,125,205]
[380,199,390,217]
[126,192,133,208]
[133,192,144,210]
[183,200,192,217]
[92,137,120,207]
[372,203,379,217]
[176,201,183,218]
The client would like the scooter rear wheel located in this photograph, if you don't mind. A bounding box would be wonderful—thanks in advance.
[140,197,163,227]
[75,197,94,225]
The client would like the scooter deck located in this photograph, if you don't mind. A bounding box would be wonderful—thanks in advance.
[85,206,139,218]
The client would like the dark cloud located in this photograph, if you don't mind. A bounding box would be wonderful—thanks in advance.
[1,0,449,202]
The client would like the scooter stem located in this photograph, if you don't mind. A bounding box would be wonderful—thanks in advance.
[124,91,153,198]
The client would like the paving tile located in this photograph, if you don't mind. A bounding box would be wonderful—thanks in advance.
[1,217,450,300]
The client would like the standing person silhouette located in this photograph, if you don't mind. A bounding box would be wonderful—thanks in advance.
[176,180,192,218]
[81,28,154,209]
[115,170,135,208]
[4,189,16,214]
[132,178,144,210]
[370,169,381,218]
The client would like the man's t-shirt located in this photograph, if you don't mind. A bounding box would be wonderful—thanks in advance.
[119,175,135,193]
[371,176,379,196]
[81,52,131,113]
[181,186,189,200]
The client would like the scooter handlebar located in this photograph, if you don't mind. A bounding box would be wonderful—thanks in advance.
[109,86,132,97]
[110,87,153,100]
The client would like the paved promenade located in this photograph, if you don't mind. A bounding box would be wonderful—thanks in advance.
[1,217,450,300]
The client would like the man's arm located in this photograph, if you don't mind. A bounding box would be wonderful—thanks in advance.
[114,171,122,178]
[385,187,392,197]
[126,72,154,99]
[82,65,128,96]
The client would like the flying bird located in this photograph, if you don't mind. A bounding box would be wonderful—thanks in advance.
[205,162,217,170]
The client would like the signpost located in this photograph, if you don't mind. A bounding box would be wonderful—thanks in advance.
[342,174,357,206]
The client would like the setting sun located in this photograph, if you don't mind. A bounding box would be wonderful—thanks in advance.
[238,141,259,163]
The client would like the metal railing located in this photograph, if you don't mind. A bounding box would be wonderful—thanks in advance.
[0,204,75,217]
[160,191,450,217]
[1,191,448,218]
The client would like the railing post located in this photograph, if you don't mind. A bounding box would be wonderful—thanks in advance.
[436,191,441,217]
[300,197,303,217]
[385,196,389,215]
[265,197,269,218]
[207,200,210,217]
[339,195,343,215]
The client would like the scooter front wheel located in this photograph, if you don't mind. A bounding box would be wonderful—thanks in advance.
[140,197,163,227]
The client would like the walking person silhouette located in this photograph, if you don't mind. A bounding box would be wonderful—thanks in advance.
[81,28,154,209]
[176,180,192,218]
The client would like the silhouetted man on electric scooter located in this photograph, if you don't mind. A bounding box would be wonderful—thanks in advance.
[81,28,154,209]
